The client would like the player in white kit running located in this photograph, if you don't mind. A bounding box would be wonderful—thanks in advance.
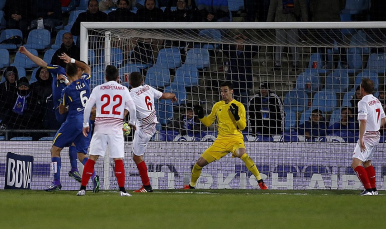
[129,72,177,193]
[77,65,137,197]
[351,78,386,196]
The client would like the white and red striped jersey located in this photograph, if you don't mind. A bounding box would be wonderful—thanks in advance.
[83,81,136,135]
[358,94,385,132]
[130,85,162,132]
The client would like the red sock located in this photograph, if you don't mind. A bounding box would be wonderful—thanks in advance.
[354,166,371,189]
[136,161,150,186]
[81,159,95,187]
[115,160,125,188]
[365,165,376,189]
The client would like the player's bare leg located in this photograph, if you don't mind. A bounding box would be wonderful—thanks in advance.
[236,148,267,190]
[133,154,153,193]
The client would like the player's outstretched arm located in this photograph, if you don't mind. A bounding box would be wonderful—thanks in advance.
[19,46,48,68]
[160,93,177,102]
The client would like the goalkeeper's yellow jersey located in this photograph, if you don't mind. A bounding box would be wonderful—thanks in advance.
[200,99,246,138]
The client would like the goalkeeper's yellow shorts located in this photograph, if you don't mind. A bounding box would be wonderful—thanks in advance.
[201,135,245,163]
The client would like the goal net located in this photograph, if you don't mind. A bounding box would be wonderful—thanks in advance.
[1,22,386,191]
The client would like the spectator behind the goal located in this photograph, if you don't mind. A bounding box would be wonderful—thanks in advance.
[327,107,358,138]
[99,0,118,12]
[350,86,363,120]
[2,77,45,140]
[166,0,197,9]
[378,85,386,106]
[297,109,327,140]
[107,0,136,22]
[30,0,63,33]
[310,0,347,69]
[71,0,108,46]
[171,106,201,136]
[267,0,308,72]
[196,0,230,22]
[164,0,196,22]
[136,0,165,22]
[3,0,33,38]
[248,82,285,136]
[221,32,259,107]
[51,32,80,68]
[0,67,19,124]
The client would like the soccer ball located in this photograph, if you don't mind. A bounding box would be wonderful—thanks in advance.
[122,123,131,136]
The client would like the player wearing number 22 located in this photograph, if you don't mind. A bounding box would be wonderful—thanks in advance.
[351,78,386,196]
[77,65,137,196]
[183,81,268,190]
[129,72,177,193]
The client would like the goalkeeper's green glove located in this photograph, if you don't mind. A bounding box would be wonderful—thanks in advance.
[193,105,204,119]
[122,122,131,136]
[229,103,240,121]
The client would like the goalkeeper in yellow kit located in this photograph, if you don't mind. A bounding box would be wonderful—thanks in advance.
[183,81,268,190]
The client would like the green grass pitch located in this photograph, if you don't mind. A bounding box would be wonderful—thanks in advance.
[1,189,386,229]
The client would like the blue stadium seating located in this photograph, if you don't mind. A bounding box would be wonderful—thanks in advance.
[295,69,320,93]
[11,49,39,69]
[164,83,186,105]
[30,67,40,84]
[90,65,105,88]
[350,30,369,54]
[185,48,210,69]
[64,10,85,31]
[39,136,54,141]
[328,108,343,127]
[43,49,57,64]
[10,137,33,141]
[0,29,23,50]
[24,29,51,50]
[311,90,337,113]
[354,70,379,90]
[307,53,329,74]
[340,13,355,36]
[155,100,173,125]
[284,109,297,131]
[0,10,5,30]
[324,69,350,93]
[0,48,9,68]
[346,48,363,73]
[76,0,89,10]
[155,47,182,69]
[228,0,244,11]
[195,29,222,50]
[366,53,386,74]
[343,0,369,14]
[62,0,80,13]
[299,108,313,125]
[145,66,171,88]
[100,48,124,67]
[173,64,199,87]
[118,64,141,86]
[283,89,309,112]
[88,49,95,65]
[342,89,355,107]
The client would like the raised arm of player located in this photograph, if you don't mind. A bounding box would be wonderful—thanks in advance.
[19,46,48,68]
[199,103,217,127]
[83,96,96,137]
[160,92,177,103]
[59,53,91,75]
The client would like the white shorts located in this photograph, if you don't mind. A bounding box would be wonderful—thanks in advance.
[352,135,380,162]
[132,128,155,156]
[89,133,125,158]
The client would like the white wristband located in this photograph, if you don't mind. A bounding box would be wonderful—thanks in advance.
[64,79,69,84]
[70,58,75,64]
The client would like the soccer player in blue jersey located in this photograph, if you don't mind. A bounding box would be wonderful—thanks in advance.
[18,47,98,191]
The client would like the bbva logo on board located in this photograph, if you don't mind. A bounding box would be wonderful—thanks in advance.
[5,152,33,189]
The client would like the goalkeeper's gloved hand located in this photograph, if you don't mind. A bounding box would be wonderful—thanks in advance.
[229,103,240,121]
[193,105,204,119]
[122,122,131,136]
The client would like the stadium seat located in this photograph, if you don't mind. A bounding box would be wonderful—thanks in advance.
[354,71,379,90]
[24,29,51,50]
[11,49,39,69]
[30,67,40,84]
[52,30,71,50]
[118,64,141,86]
[43,49,57,64]
[346,48,363,73]
[295,69,320,93]
[195,29,222,50]
[172,64,199,87]
[343,0,368,14]
[366,53,386,74]
[76,0,89,10]
[100,47,124,67]
[228,0,244,11]
[328,108,342,127]
[155,100,173,125]
[0,29,23,50]
[324,69,350,93]
[350,30,369,54]
[342,89,355,107]
[340,13,355,36]
[155,47,182,69]
[64,10,85,31]
[10,137,32,141]
[284,109,297,131]
[185,48,210,69]
[283,89,309,112]
[88,49,95,65]
[62,0,80,13]
[164,83,186,105]
[299,108,313,125]
[311,89,337,113]
[90,65,106,88]
[0,48,9,68]
[307,53,329,74]
[145,66,171,88]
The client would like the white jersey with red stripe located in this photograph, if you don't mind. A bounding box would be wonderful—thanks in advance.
[130,85,162,134]
[358,94,385,133]
[89,81,134,135]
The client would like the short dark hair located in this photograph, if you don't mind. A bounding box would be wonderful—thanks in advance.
[361,78,374,94]
[62,32,73,39]
[88,0,98,6]
[105,65,118,81]
[117,0,130,6]
[66,63,78,77]
[220,81,234,90]
[129,72,143,87]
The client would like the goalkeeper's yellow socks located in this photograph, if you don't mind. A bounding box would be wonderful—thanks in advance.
[240,153,262,181]
[190,163,202,187]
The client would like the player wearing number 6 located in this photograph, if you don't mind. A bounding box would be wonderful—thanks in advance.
[183,81,268,190]
[129,72,177,193]
[77,65,137,196]
[351,78,386,196]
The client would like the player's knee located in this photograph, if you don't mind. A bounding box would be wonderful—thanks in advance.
[234,148,246,158]
[196,157,209,167]
[132,154,143,164]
